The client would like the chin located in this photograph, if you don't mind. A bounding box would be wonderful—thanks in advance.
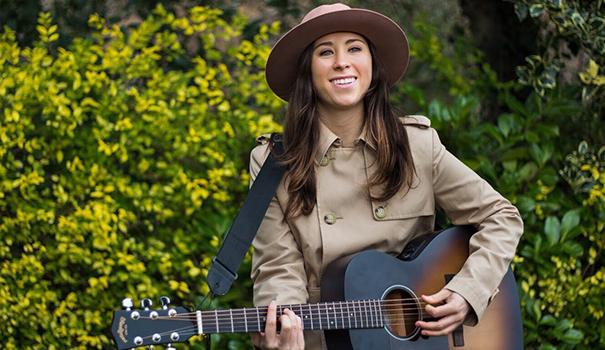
[328,96,363,109]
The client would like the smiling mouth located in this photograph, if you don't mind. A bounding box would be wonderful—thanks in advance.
[330,77,357,87]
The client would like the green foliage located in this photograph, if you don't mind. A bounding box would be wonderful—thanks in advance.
[0,5,282,349]
[403,4,604,348]
[2,2,604,350]
[514,0,604,133]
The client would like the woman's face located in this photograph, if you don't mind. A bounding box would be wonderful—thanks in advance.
[311,32,372,112]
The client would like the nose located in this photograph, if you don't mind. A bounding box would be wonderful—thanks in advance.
[332,51,350,70]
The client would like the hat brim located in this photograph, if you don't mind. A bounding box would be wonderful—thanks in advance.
[266,8,409,101]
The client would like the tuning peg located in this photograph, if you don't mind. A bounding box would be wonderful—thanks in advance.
[141,298,153,310]
[160,296,171,309]
[122,298,133,310]
[166,344,176,350]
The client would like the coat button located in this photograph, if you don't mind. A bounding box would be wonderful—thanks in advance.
[319,155,330,166]
[324,213,337,225]
[374,206,386,219]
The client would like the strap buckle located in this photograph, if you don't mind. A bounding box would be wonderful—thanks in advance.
[207,257,238,296]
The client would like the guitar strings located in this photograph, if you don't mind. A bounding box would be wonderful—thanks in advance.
[142,309,428,324]
[156,297,432,319]
[142,299,431,322]
[127,297,443,343]
[135,316,432,344]
[145,311,429,323]
[136,316,430,343]
[139,302,432,327]
[138,308,430,328]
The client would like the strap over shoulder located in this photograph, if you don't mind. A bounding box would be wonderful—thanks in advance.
[400,115,431,129]
[208,132,286,296]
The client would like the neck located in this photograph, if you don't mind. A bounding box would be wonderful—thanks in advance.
[317,102,364,147]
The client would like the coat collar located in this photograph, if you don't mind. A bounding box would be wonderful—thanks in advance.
[315,120,376,164]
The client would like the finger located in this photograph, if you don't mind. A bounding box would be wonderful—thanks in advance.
[281,309,301,347]
[279,309,293,344]
[296,315,305,348]
[417,315,462,336]
[424,299,460,318]
[421,289,451,305]
[264,301,278,342]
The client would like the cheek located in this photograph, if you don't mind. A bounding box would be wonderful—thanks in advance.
[310,62,324,91]
[360,58,373,87]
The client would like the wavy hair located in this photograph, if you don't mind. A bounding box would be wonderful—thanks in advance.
[277,40,416,219]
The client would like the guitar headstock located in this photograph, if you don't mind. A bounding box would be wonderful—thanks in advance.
[111,297,197,349]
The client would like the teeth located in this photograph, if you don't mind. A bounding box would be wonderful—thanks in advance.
[332,77,356,85]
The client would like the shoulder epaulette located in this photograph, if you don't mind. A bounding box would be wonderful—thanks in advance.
[255,134,272,145]
[400,115,431,129]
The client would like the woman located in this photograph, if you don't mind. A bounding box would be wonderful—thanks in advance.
[249,3,523,349]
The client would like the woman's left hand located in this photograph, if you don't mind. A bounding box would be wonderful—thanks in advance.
[415,289,470,336]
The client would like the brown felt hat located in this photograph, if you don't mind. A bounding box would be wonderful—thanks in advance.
[265,3,410,101]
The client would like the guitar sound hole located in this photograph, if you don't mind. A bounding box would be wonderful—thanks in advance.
[382,286,420,340]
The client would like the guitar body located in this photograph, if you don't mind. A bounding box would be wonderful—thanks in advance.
[321,226,524,350]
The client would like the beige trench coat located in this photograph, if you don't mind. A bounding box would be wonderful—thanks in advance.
[249,115,523,349]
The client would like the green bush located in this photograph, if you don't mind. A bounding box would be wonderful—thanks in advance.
[0,5,282,349]
[2,2,604,350]
[402,2,604,347]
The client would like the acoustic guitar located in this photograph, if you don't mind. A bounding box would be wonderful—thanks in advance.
[111,226,523,349]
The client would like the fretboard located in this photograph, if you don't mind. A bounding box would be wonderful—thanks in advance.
[196,300,387,334]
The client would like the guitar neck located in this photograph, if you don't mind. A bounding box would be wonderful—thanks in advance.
[198,299,395,334]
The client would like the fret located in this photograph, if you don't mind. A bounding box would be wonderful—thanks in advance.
[325,303,331,329]
[332,302,338,329]
[298,304,302,329]
[377,300,384,327]
[371,300,376,328]
[358,300,364,328]
[309,303,314,330]
[363,300,369,328]
[317,303,323,329]
[243,308,248,333]
[231,308,245,333]
[215,310,219,333]
[229,309,234,333]
[256,306,261,332]
[355,300,363,328]
[339,301,345,329]
[346,301,352,329]
[351,301,359,328]
[353,301,359,328]
[324,303,334,329]
[331,302,336,329]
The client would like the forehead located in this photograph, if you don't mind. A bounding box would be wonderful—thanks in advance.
[313,32,368,46]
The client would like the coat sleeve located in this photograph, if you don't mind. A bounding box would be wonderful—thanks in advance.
[249,143,309,307]
[430,128,524,325]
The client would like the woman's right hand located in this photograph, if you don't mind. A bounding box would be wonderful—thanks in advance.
[251,300,305,350]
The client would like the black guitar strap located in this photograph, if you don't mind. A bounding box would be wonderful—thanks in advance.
[206,134,286,296]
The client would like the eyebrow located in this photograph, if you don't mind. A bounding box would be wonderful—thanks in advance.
[313,38,365,49]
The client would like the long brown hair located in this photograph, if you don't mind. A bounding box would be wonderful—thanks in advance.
[278,40,416,219]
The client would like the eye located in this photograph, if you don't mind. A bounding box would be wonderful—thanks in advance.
[318,48,333,56]
[349,46,362,53]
